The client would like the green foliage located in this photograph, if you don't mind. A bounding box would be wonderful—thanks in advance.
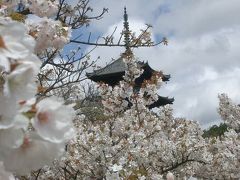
[203,123,228,138]
[74,98,109,122]
[80,106,109,122]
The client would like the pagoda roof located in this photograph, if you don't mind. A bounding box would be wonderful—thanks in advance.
[86,58,125,77]
[148,96,174,109]
[86,58,170,86]
[126,95,174,109]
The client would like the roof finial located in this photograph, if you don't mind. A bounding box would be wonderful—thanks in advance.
[123,7,131,52]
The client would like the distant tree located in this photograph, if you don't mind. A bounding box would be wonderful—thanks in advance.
[203,123,228,138]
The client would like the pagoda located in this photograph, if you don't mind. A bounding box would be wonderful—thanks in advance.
[86,8,174,108]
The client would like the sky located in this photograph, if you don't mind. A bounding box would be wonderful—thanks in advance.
[78,0,240,128]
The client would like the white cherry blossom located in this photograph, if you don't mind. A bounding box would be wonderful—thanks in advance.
[28,0,59,17]
[218,93,240,131]
[0,20,36,71]
[4,61,39,100]
[32,97,75,143]
[3,132,65,175]
[26,18,71,53]
[0,4,75,176]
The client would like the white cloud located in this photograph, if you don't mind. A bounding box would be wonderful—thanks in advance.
[85,19,150,69]
[89,0,166,32]
[170,67,240,128]
[155,0,240,38]
[135,27,240,127]
[197,67,218,83]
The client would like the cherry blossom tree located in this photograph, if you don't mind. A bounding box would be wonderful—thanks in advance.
[1,1,240,179]
[25,50,214,180]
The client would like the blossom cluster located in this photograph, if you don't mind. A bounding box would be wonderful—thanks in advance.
[1,0,58,17]
[99,81,133,115]
[28,0,59,18]
[1,0,71,54]
[0,1,75,178]
[32,104,205,179]
[195,128,240,179]
[218,93,240,131]
[30,52,212,179]
[27,17,71,53]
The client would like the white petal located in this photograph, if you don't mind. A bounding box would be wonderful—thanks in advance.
[3,133,65,175]
[0,162,14,180]
[0,97,17,129]
[6,61,38,100]
[32,98,75,143]
[0,127,24,157]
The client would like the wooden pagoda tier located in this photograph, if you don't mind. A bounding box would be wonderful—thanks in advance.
[86,58,174,108]
[148,96,174,109]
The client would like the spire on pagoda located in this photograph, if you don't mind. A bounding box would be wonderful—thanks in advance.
[123,7,131,53]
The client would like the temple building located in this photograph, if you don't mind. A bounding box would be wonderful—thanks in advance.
[86,8,174,108]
